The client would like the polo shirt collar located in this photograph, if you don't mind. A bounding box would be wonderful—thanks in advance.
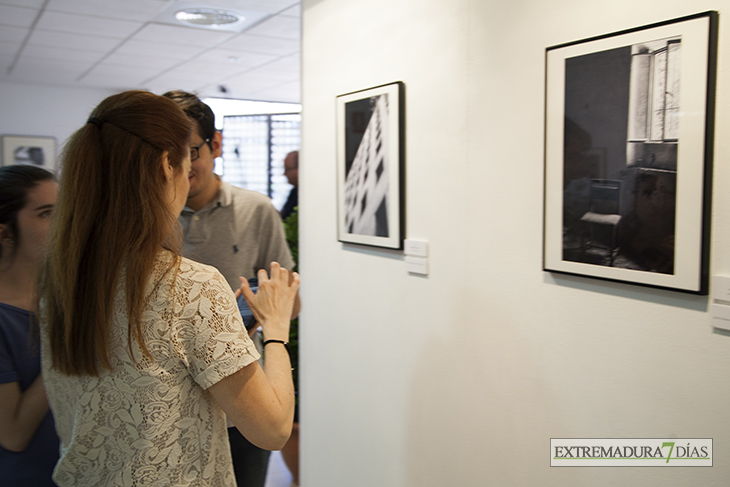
[182,177,232,214]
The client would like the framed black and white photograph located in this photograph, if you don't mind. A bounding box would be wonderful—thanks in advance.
[1,135,57,170]
[336,81,404,249]
[543,11,717,294]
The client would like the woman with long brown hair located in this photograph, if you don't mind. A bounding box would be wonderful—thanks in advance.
[39,91,298,487]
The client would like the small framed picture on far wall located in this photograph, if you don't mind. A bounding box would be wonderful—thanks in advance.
[1,135,57,170]
[336,81,405,250]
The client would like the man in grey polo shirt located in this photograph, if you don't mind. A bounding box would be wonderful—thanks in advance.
[164,90,297,487]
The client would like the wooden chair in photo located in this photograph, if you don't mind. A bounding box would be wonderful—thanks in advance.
[580,179,622,266]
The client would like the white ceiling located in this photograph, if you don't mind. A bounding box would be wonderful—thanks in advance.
[0,0,302,102]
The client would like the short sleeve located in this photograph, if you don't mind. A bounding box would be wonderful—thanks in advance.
[170,263,260,389]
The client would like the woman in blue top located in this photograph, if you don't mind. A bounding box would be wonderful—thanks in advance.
[0,165,60,486]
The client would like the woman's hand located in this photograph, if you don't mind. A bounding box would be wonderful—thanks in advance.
[239,262,300,342]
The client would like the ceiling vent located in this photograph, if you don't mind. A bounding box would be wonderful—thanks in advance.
[154,3,268,33]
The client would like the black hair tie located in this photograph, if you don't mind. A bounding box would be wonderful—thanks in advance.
[87,117,103,128]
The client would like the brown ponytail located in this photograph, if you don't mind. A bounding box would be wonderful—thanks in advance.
[41,91,192,376]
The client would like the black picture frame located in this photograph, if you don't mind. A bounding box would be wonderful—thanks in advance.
[1,134,57,170]
[543,11,718,294]
[336,81,405,249]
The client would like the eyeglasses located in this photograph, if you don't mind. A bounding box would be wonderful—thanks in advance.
[190,138,211,162]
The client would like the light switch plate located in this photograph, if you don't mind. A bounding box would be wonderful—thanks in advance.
[710,276,730,331]
[404,239,428,257]
[711,303,730,320]
[405,255,428,275]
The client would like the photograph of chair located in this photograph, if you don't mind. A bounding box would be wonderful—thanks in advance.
[580,179,622,266]
[543,12,717,293]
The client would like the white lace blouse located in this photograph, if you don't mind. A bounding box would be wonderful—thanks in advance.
[41,255,260,487]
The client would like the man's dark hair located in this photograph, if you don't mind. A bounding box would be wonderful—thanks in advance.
[162,90,216,148]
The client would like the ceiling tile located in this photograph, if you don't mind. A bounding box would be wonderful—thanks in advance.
[149,52,279,85]
[0,52,14,71]
[196,0,295,13]
[46,0,169,22]
[221,73,284,91]
[74,79,143,92]
[8,57,92,83]
[133,23,234,48]
[191,84,224,98]
[7,69,81,84]
[152,68,225,85]
[12,55,91,72]
[91,64,158,77]
[0,42,20,56]
[219,33,298,56]
[0,1,302,103]
[279,4,301,18]
[252,81,300,103]
[36,10,142,38]
[0,0,45,8]
[256,53,300,74]
[220,88,261,100]
[245,15,300,40]
[164,59,250,79]
[220,82,299,103]
[28,29,121,52]
[191,48,276,68]
[115,38,206,60]
[193,83,260,101]
[0,5,39,28]
[82,63,162,84]
[22,44,104,63]
[100,52,181,71]
[0,25,28,43]
[225,64,297,84]
[146,71,225,93]
[77,72,148,89]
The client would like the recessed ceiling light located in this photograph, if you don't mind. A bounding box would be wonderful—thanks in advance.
[156,4,263,33]
[175,8,242,26]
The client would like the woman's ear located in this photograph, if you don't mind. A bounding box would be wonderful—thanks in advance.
[161,151,173,181]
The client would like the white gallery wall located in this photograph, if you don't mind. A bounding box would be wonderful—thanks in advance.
[300,0,730,486]
[0,82,114,159]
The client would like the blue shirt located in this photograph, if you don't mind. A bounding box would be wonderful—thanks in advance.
[0,302,59,486]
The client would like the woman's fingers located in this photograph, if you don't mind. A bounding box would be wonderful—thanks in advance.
[257,267,269,283]
[270,261,281,281]
[234,276,245,299]
[243,263,299,327]
[239,278,256,309]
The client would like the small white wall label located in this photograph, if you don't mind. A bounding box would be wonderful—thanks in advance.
[711,276,730,331]
[405,256,428,275]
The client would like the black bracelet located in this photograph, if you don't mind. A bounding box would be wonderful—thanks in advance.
[263,339,294,372]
